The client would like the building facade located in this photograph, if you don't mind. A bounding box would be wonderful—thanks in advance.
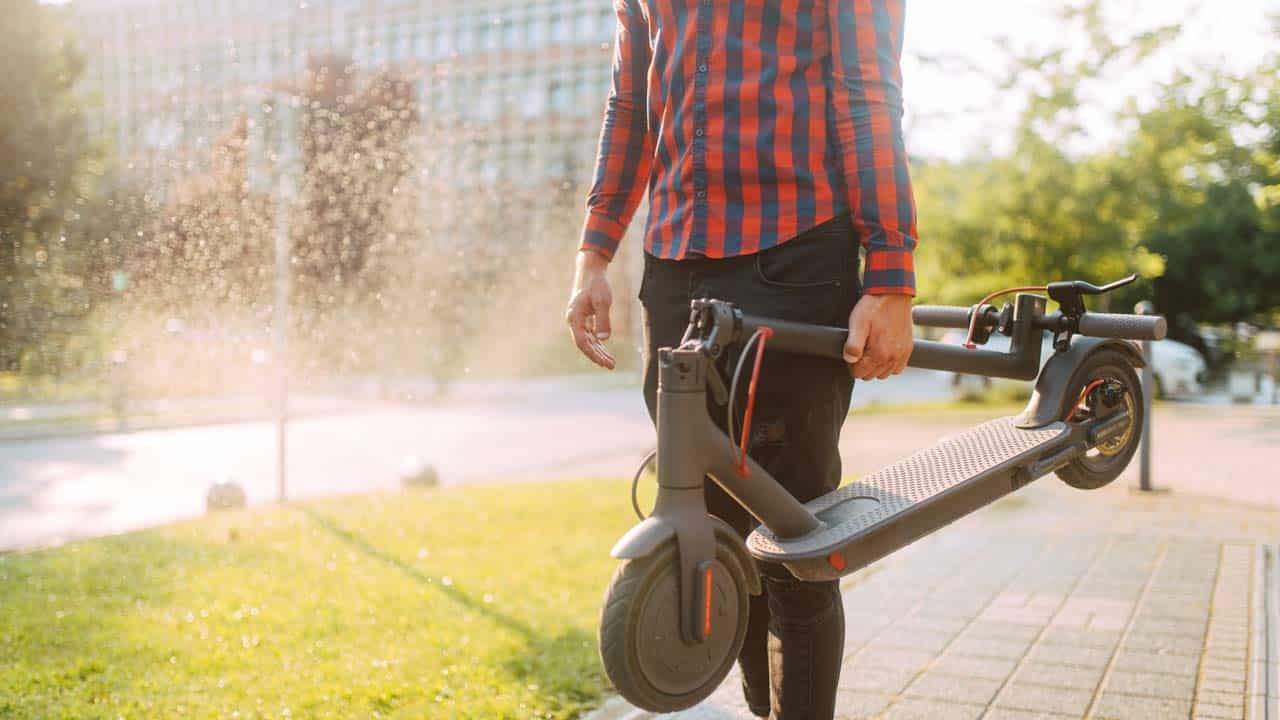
[67,0,617,189]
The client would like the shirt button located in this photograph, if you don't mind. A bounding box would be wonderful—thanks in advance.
[696,191,707,199]
[695,128,704,137]
[698,64,707,73]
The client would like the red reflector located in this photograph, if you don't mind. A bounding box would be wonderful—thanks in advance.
[828,552,847,571]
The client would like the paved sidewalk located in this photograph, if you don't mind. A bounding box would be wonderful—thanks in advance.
[839,405,1280,509]
[592,479,1279,720]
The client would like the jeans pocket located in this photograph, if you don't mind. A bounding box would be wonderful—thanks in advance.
[753,244,846,290]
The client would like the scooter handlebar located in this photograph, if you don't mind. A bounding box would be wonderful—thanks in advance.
[912,305,982,329]
[1075,312,1167,341]
[911,304,1003,331]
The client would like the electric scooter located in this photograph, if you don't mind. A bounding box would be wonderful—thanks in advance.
[599,275,1165,712]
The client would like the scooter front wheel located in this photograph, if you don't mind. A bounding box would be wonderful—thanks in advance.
[598,539,749,713]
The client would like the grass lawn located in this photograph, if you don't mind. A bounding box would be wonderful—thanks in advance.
[0,478,651,719]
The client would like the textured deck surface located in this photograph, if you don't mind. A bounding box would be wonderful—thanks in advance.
[748,416,1067,557]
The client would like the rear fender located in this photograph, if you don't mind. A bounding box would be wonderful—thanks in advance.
[1016,337,1145,429]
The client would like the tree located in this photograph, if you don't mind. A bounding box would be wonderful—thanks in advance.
[913,0,1280,340]
[130,116,274,316]
[292,56,418,342]
[913,1,1171,307]
[0,0,98,374]
[1118,68,1280,342]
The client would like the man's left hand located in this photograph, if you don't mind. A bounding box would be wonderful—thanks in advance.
[843,294,914,380]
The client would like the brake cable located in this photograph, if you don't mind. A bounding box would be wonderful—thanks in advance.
[1063,378,1108,422]
[727,328,767,449]
[963,285,1047,349]
[630,448,657,520]
[630,325,775,519]
[731,327,772,478]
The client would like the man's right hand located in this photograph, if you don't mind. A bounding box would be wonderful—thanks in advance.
[566,250,617,370]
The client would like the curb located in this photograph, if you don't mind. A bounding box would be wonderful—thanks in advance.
[0,409,347,445]
[583,696,649,720]
[1251,544,1279,720]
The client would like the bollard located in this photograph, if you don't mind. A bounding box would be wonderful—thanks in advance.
[1135,301,1156,492]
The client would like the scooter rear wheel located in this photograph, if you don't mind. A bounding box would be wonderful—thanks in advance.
[1055,348,1145,490]
[598,539,749,713]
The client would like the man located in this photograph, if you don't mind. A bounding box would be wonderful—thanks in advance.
[566,1,917,717]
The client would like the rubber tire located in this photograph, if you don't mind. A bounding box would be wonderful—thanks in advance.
[1055,348,1145,490]
[599,539,749,713]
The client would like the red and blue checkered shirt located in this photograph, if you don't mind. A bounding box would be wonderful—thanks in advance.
[580,0,919,295]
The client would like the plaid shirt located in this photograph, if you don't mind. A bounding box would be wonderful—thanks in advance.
[580,0,918,295]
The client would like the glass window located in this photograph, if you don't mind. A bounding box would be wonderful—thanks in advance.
[601,8,615,41]
[529,14,547,47]
[477,79,497,121]
[502,18,519,49]
[549,13,568,43]
[574,73,591,116]
[521,76,543,118]
[457,21,473,52]
[549,80,570,113]
[519,18,533,49]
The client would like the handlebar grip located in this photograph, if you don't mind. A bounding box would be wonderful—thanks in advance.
[1076,312,1167,341]
[912,304,997,330]
[738,314,847,360]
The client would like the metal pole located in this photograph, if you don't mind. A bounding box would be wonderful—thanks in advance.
[270,91,296,504]
[273,184,291,502]
[1135,301,1156,492]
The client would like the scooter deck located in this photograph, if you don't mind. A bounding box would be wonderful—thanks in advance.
[747,416,1069,581]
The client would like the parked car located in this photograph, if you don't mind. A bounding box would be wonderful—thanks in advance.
[940,330,1206,400]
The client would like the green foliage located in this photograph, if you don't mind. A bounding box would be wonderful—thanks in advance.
[1112,67,1280,331]
[0,478,638,719]
[915,0,1280,333]
[0,0,99,374]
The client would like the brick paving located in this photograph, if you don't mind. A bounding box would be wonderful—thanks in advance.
[838,405,1280,509]
[594,477,1279,720]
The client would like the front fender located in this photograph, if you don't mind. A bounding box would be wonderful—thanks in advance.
[1016,337,1145,429]
[611,515,762,595]
[610,516,675,559]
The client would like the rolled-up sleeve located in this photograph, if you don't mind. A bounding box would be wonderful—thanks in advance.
[826,0,919,295]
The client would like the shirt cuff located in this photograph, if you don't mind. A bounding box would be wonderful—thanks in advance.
[862,246,916,296]
[579,213,626,261]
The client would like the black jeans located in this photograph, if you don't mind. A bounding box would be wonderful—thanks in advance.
[639,213,860,719]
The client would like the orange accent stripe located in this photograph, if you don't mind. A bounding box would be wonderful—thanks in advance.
[703,566,714,637]
[736,327,773,477]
